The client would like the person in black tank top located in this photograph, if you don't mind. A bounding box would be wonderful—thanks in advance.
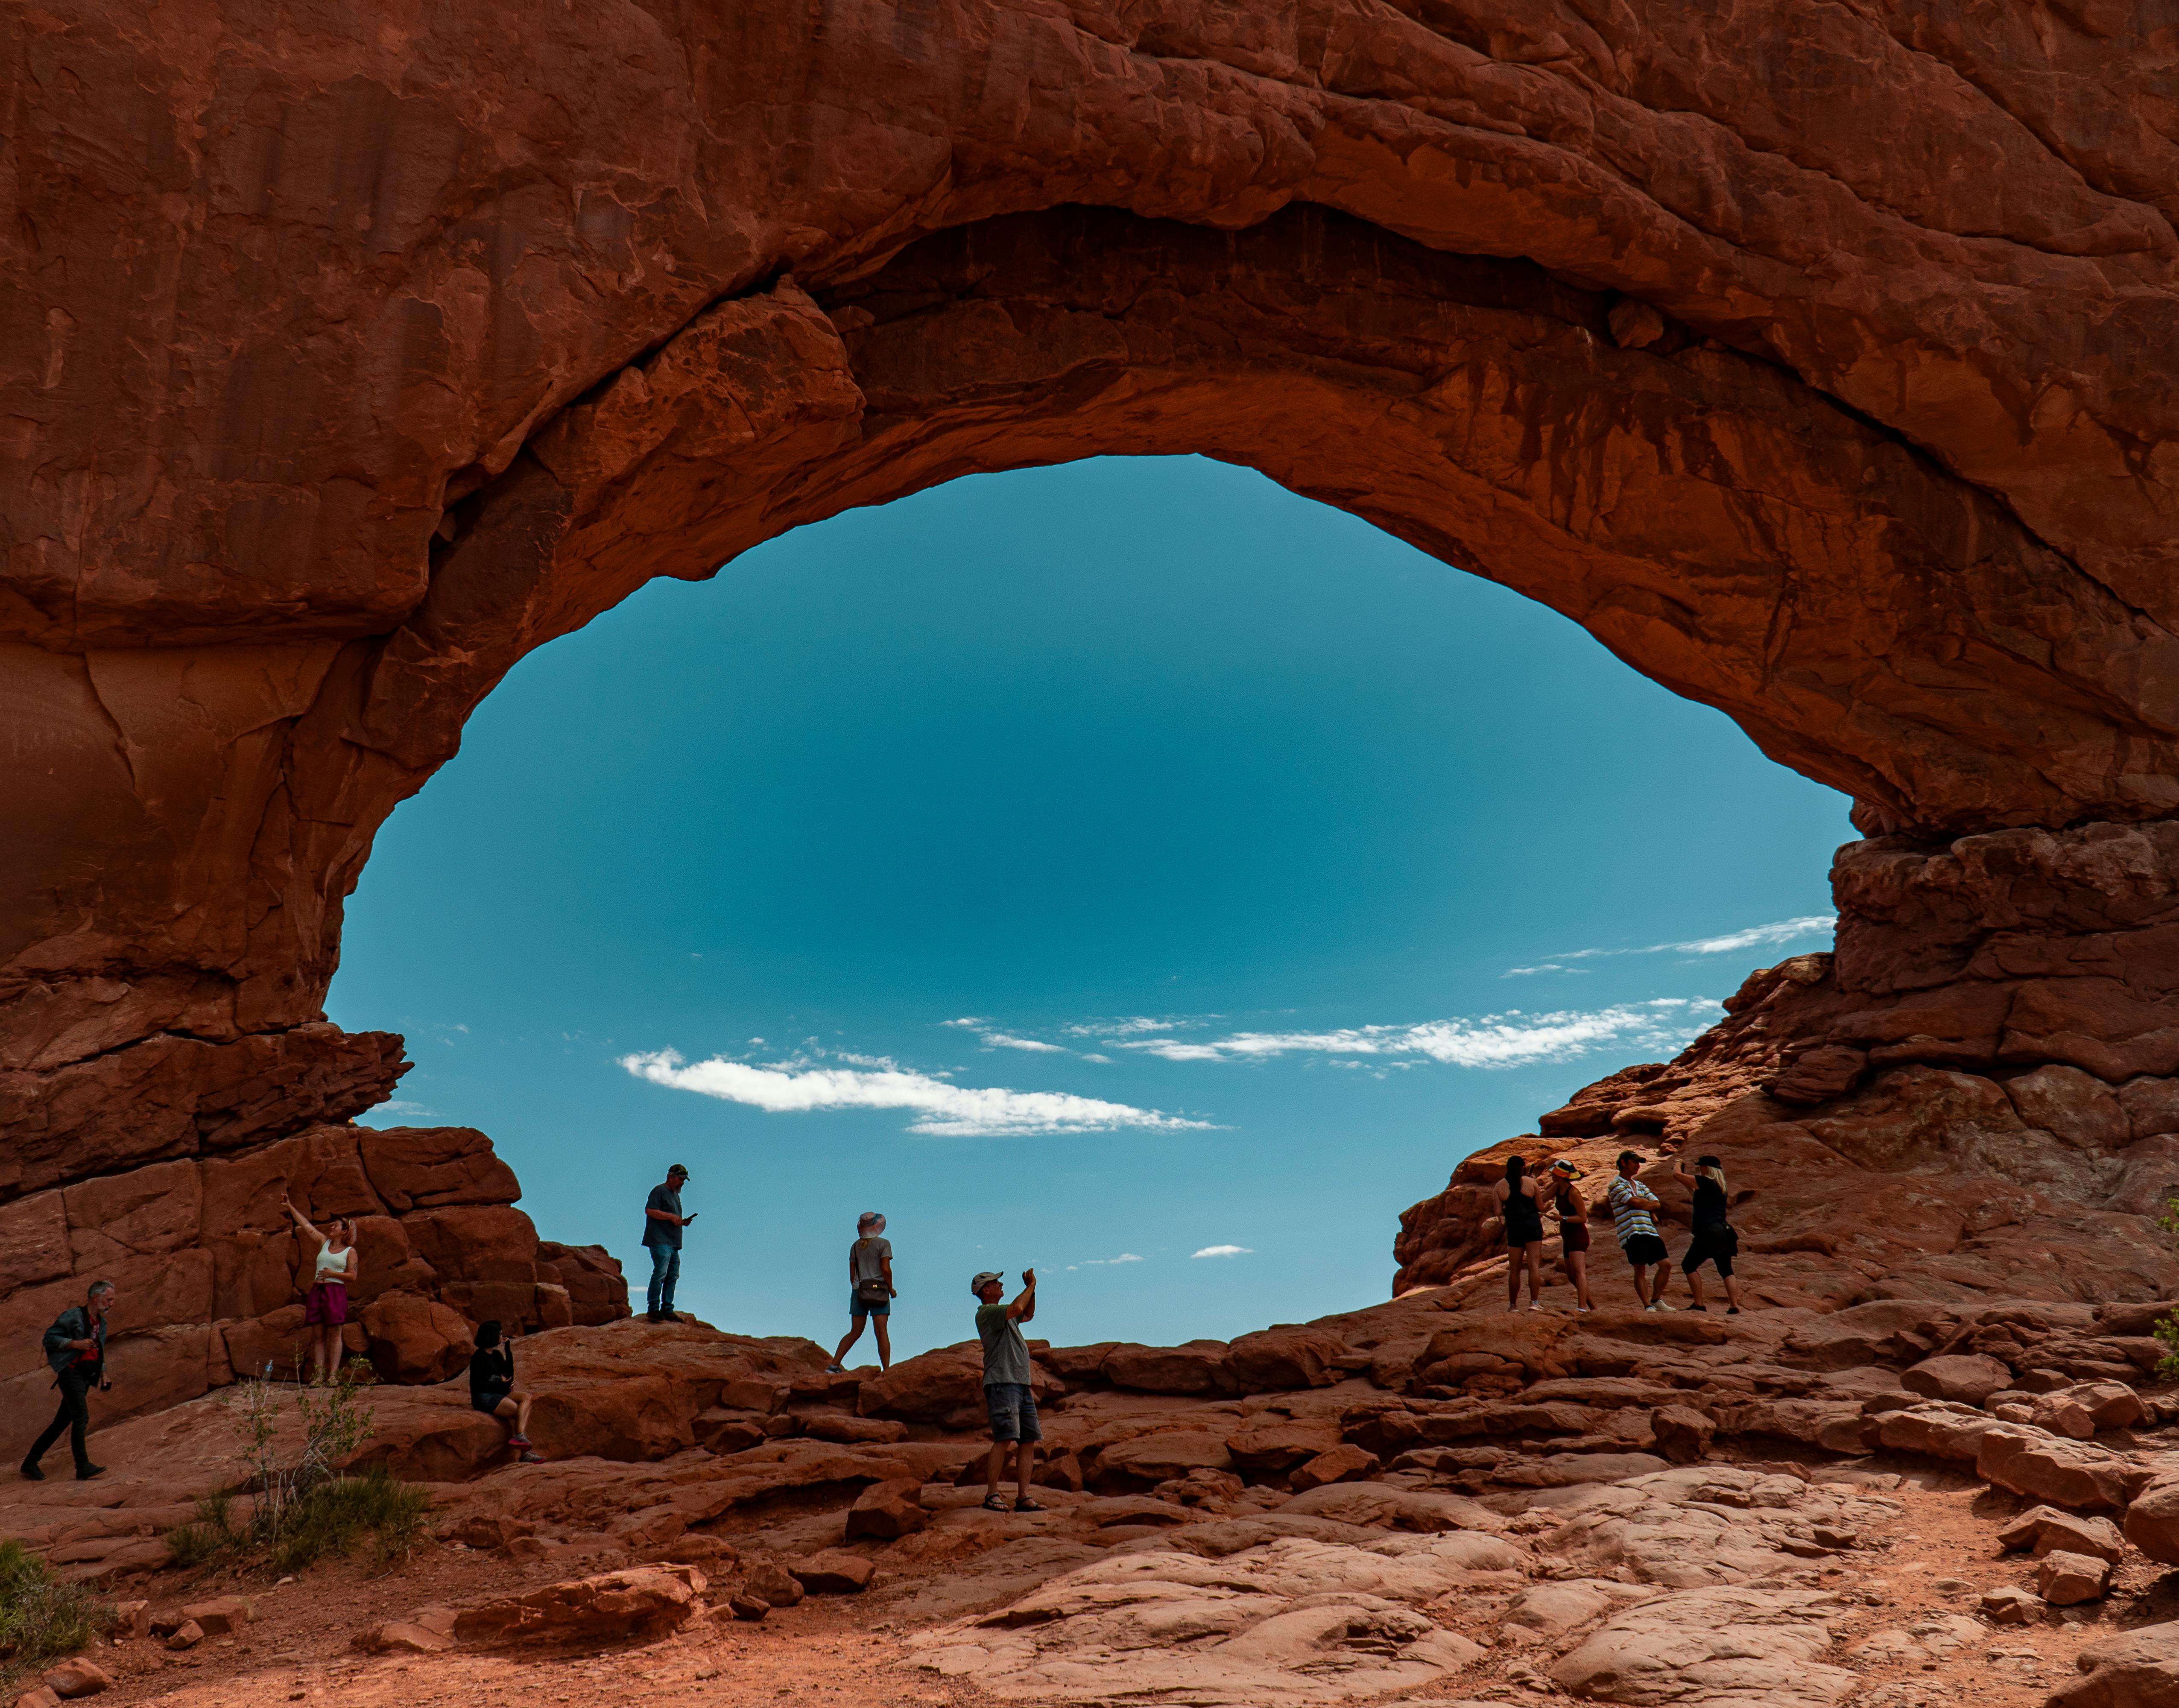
[1672,1152,1744,1313]
[1549,1159,1594,1311]
[1493,1155,1550,1312]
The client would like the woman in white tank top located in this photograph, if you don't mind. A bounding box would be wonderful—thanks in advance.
[282,1195,359,1383]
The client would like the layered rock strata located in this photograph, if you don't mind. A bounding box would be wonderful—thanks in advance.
[5,3,2178,1156]
[0,1121,627,1465]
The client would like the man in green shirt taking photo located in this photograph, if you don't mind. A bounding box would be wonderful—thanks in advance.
[972,1268,1044,1514]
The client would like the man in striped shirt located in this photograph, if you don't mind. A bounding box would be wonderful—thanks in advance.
[1607,1151,1676,1312]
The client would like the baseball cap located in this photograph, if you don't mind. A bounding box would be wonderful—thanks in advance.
[667,1163,690,1179]
[971,1271,1003,1293]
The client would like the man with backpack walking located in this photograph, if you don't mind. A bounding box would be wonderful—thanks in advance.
[22,1280,115,1481]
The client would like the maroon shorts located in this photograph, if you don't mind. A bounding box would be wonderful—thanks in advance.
[303,1281,349,1326]
[1560,1221,1591,1256]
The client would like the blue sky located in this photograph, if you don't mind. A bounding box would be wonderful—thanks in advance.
[328,456,1848,1356]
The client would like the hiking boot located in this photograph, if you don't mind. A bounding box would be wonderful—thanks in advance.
[19,1462,43,1482]
[76,1464,105,1480]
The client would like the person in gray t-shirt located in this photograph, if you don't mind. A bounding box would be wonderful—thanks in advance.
[971,1267,1042,1513]
[829,1212,896,1373]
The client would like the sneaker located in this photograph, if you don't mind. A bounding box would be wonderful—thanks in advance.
[825,1365,845,1375]
[76,1464,105,1480]
[1650,1302,1678,1313]
[1687,1305,1707,1313]
[518,1451,546,1465]
[507,1435,532,1449]
[19,1462,43,1482]
[1727,1307,1741,1315]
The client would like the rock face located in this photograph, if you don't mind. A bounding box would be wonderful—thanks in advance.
[1394,827,2179,1308]
[0,1122,628,1464]
[3,1,2178,1200]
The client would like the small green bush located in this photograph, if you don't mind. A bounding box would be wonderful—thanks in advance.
[269,1468,428,1575]
[163,1491,243,1569]
[0,1538,109,1687]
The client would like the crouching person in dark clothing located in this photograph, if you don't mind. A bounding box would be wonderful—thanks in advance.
[468,1320,543,1463]
[23,1281,115,1481]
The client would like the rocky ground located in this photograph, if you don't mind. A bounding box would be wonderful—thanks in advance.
[14,1286,2179,1708]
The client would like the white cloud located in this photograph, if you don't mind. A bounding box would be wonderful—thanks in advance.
[1513,915,1832,974]
[1117,1000,1719,1071]
[373,1100,438,1119]
[1079,1053,1112,1065]
[1668,915,1833,955]
[1081,1253,1145,1266]
[620,1049,1214,1138]
[1191,1244,1253,1258]
[944,1016,1071,1055]
[1061,1015,1207,1038]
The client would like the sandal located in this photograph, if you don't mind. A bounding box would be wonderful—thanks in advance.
[1013,1497,1045,1514]
[982,1493,1010,1512]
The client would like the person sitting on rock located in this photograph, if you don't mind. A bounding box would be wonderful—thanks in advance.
[1550,1160,1595,1312]
[1493,1155,1549,1312]
[641,1163,696,1324]
[1672,1153,1744,1314]
[1607,1151,1676,1311]
[829,1211,896,1374]
[972,1269,1043,1514]
[282,1194,357,1382]
[469,1320,543,1463]
[22,1280,115,1482]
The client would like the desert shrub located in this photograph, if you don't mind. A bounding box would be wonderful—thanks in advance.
[269,1468,428,1575]
[0,1538,109,1687]
[162,1491,243,1569]
[162,1361,424,1578]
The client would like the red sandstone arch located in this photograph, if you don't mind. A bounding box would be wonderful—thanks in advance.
[6,2,2179,1207]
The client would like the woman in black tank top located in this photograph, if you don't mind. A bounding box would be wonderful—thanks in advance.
[1672,1152,1744,1313]
[1493,1155,1549,1312]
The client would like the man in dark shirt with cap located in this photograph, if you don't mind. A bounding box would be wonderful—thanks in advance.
[641,1164,695,1324]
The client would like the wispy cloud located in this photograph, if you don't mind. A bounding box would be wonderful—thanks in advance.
[1114,1000,1717,1071]
[944,1017,1070,1054]
[372,1100,439,1120]
[620,1049,1214,1138]
[1191,1245,1253,1259]
[1061,1016,1208,1038]
[1506,915,1831,975]
[1081,1253,1145,1266]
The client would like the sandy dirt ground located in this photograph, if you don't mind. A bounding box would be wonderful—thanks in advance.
[20,1445,2164,1708]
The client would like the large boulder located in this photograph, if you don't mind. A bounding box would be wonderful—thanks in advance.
[357,1127,522,1212]
[1100,1342,1233,1395]
[857,1347,1061,1425]
[451,1568,704,1646]
[2123,1473,2179,1565]
[1094,1432,1236,1488]
[361,1292,474,1383]
[1227,1327,1350,1392]
[1998,1505,2126,1563]
[1900,1354,2012,1406]
[2052,1621,2179,1708]
[534,1243,630,1325]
